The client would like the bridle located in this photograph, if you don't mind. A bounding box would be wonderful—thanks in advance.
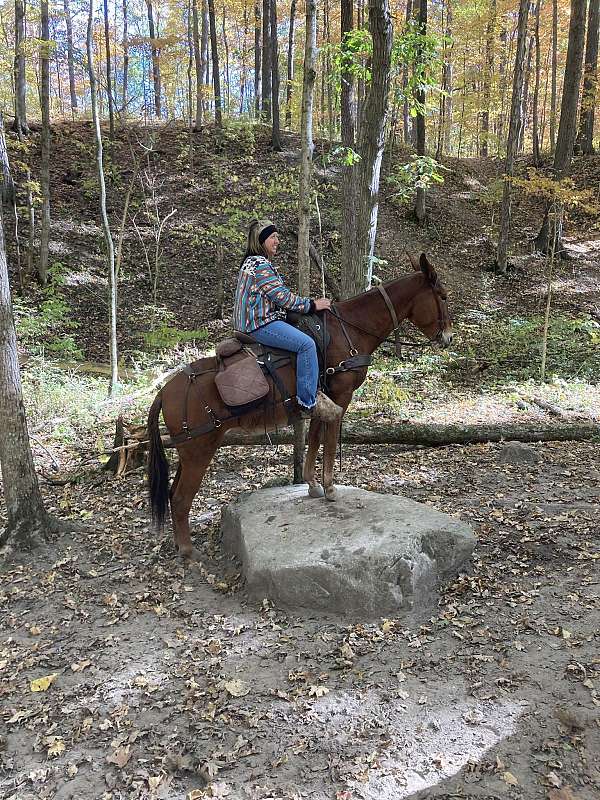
[328,281,448,358]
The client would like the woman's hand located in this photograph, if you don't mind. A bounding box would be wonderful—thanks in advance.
[314,297,331,312]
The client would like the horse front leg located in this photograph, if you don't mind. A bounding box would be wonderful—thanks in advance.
[322,419,342,502]
[303,418,324,498]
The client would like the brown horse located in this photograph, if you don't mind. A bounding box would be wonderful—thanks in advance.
[147,253,452,559]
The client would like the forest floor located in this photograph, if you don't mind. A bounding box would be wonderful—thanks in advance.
[1,122,599,800]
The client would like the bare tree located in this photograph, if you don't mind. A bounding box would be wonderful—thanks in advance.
[270,0,282,148]
[254,0,261,115]
[87,0,119,395]
[122,0,129,110]
[550,0,558,152]
[39,0,51,287]
[295,0,317,483]
[0,140,57,554]
[146,0,162,118]
[13,0,29,136]
[532,0,542,163]
[414,0,428,224]
[261,0,272,118]
[341,0,393,296]
[208,0,223,126]
[103,0,115,136]
[285,0,296,127]
[63,0,78,112]
[192,0,203,129]
[535,0,587,253]
[481,0,496,158]
[576,0,599,154]
[496,0,530,274]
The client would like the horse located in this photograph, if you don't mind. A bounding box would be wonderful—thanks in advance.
[147,253,453,559]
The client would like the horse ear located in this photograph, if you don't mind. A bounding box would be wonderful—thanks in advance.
[420,252,438,285]
[407,251,420,271]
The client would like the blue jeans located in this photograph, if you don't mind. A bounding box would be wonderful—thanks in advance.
[251,320,318,409]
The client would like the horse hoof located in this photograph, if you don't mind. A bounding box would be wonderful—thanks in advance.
[308,483,325,498]
[324,487,337,502]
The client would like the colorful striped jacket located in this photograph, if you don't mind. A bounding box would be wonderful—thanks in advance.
[232,255,312,333]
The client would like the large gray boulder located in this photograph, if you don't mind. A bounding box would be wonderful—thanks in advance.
[221,485,476,618]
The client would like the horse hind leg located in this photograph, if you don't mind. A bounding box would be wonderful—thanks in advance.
[322,420,342,502]
[170,438,219,559]
[169,463,182,549]
[303,419,324,498]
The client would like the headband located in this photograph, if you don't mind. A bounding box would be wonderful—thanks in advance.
[258,224,277,245]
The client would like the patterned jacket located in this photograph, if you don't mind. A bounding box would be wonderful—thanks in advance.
[232,255,312,332]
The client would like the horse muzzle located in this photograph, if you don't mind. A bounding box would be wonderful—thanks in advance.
[436,328,454,348]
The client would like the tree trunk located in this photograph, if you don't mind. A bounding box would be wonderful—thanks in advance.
[532,0,542,163]
[535,0,587,253]
[192,0,203,129]
[207,0,223,126]
[254,0,261,116]
[341,0,393,297]
[270,0,282,149]
[517,33,533,154]
[13,0,29,136]
[550,0,558,152]
[103,0,115,136]
[261,0,272,119]
[222,2,230,113]
[39,0,51,287]
[285,0,296,128]
[481,0,496,158]
[295,0,317,483]
[87,0,119,396]
[0,159,53,552]
[146,0,162,118]
[496,0,530,274]
[63,0,78,112]
[576,0,599,154]
[340,0,357,285]
[201,0,209,115]
[402,0,413,144]
[414,0,428,225]
[122,0,129,111]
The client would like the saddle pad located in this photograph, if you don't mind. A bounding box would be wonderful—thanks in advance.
[214,353,270,408]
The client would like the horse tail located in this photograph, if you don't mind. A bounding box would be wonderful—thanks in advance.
[147,392,169,530]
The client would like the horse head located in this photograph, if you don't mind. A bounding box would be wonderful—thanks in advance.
[406,252,453,347]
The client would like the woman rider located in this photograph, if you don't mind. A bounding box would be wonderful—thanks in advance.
[233,219,342,420]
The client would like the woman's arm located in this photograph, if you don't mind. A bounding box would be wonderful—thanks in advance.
[254,261,312,313]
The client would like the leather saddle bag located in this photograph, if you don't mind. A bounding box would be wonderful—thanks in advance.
[214,338,269,409]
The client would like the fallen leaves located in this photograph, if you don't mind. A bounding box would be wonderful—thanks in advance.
[223,679,250,697]
[106,744,131,768]
[30,673,58,692]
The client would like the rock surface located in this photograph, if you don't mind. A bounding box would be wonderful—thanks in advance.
[221,485,476,617]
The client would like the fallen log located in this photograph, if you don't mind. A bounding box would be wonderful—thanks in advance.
[105,417,599,474]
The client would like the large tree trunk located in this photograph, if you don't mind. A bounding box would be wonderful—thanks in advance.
[576,0,599,154]
[201,0,209,115]
[261,0,272,119]
[87,0,119,396]
[341,0,393,297]
[13,0,29,136]
[192,0,203,129]
[535,0,587,253]
[64,0,78,112]
[495,0,530,274]
[270,0,282,149]
[0,160,53,553]
[39,0,51,287]
[207,0,223,126]
[285,0,296,128]
[254,0,261,116]
[414,0,428,225]
[550,0,558,152]
[146,0,162,118]
[295,0,317,484]
[222,2,230,113]
[532,0,542,163]
[481,0,496,158]
[103,0,115,137]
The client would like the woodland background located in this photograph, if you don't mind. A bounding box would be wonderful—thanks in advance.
[0,0,599,798]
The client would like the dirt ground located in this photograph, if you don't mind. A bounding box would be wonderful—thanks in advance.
[1,437,599,800]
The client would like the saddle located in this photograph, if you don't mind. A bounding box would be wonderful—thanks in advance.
[214,313,330,412]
